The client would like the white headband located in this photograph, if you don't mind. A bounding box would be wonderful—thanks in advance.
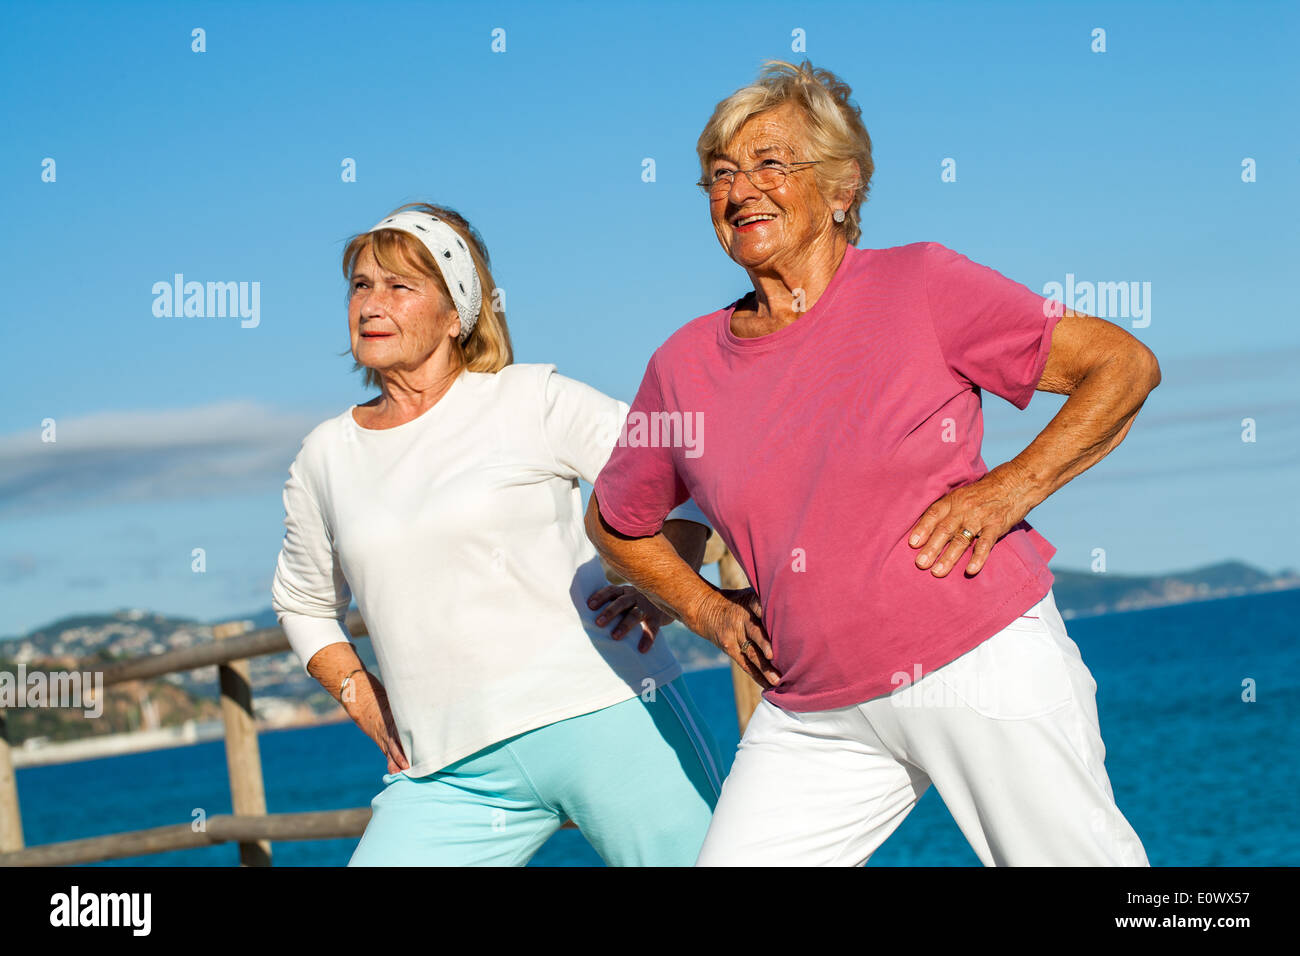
[368,211,482,342]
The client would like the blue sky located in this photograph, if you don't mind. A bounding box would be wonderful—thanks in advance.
[1,0,1296,636]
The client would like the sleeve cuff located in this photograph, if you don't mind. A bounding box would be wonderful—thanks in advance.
[593,482,666,538]
[1017,305,1065,410]
[280,613,353,675]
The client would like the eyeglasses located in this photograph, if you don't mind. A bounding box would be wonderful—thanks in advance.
[697,160,821,196]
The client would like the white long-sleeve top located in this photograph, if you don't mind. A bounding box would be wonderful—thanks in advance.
[270,362,708,777]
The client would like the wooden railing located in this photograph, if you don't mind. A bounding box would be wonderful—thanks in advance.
[0,538,759,866]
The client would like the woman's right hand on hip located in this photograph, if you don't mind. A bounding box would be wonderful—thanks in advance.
[343,672,410,774]
[696,588,781,689]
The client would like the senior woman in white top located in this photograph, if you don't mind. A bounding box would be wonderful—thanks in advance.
[271,202,723,866]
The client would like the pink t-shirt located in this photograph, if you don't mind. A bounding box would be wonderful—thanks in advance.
[593,240,1064,712]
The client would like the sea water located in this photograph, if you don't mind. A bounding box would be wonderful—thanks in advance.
[13,588,1298,866]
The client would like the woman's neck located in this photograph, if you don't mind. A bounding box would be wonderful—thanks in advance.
[359,360,463,427]
[734,233,847,336]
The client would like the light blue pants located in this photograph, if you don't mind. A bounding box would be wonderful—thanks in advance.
[348,677,724,866]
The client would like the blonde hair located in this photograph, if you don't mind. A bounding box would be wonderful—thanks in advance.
[341,202,513,390]
[696,60,874,245]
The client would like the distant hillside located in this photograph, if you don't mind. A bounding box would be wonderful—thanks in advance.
[1,608,203,657]
[5,561,1296,656]
[0,608,329,746]
[1048,560,1296,618]
[1,560,1294,747]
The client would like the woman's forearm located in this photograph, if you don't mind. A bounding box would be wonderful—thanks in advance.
[999,350,1161,513]
[305,641,366,704]
[650,518,711,621]
[587,496,723,634]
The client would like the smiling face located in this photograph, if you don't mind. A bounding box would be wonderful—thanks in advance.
[707,100,838,274]
[348,243,460,379]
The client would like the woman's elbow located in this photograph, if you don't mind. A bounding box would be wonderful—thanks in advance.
[1134,344,1161,392]
[1105,339,1160,395]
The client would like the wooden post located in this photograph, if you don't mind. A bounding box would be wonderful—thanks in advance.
[717,547,764,736]
[0,711,23,852]
[213,621,270,866]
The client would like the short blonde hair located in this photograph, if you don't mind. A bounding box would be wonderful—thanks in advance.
[341,202,513,390]
[696,60,874,245]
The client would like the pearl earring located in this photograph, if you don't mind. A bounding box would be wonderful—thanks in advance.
[833,209,846,223]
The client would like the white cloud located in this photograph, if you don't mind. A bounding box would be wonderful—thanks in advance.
[0,401,329,516]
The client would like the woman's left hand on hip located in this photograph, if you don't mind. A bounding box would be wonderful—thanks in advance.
[588,584,670,652]
[906,466,1030,578]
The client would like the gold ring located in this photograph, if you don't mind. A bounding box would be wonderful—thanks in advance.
[738,639,754,654]
[957,528,976,543]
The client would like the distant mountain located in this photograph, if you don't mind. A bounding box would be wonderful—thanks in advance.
[1,560,1294,748]
[0,608,204,659]
[1048,560,1298,618]
[0,607,331,746]
[5,561,1297,654]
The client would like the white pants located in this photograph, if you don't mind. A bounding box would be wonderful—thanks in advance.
[696,588,1149,866]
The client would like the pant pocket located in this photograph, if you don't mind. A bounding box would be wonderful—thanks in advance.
[933,615,1075,720]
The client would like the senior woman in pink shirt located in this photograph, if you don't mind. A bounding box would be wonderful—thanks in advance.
[586,60,1160,866]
